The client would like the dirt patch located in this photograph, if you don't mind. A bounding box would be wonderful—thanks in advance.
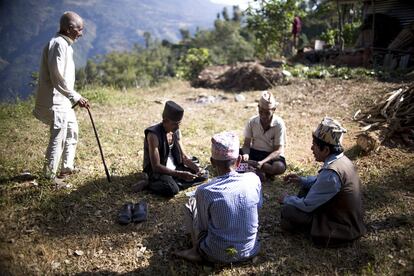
[192,62,285,91]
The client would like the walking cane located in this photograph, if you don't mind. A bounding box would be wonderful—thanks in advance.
[73,102,111,182]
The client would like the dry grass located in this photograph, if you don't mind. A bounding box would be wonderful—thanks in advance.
[0,79,413,275]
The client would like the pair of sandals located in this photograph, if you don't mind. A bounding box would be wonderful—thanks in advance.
[118,201,148,225]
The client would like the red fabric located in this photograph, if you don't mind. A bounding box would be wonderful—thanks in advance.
[292,16,302,35]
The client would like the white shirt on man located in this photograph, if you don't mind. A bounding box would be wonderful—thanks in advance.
[243,115,286,155]
[33,34,81,125]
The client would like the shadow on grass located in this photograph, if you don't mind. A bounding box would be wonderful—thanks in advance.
[363,164,414,212]
[32,172,173,237]
[4,157,413,274]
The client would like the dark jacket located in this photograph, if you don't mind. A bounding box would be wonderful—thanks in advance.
[311,155,366,245]
[143,123,183,176]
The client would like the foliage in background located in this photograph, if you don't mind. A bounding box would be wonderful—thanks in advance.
[74,1,367,91]
[176,48,211,80]
[342,22,362,47]
[284,64,376,79]
[299,0,336,47]
[320,28,337,47]
[281,64,414,81]
[76,6,255,89]
[191,19,255,65]
[321,22,361,48]
[294,0,362,49]
[246,0,305,58]
[76,42,174,89]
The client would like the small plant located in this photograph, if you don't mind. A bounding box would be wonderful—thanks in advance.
[225,246,238,268]
[320,29,337,47]
[283,64,378,80]
[176,48,211,80]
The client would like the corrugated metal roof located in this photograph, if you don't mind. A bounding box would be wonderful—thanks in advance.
[366,0,414,27]
[335,0,361,4]
[334,0,414,27]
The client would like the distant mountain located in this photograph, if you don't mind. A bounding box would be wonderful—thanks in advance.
[0,0,228,101]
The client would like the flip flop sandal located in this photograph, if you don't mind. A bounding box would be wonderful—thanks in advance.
[118,202,134,225]
[132,201,148,223]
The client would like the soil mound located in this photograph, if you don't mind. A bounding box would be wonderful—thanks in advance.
[192,62,284,91]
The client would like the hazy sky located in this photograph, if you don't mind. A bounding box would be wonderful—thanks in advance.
[210,0,252,9]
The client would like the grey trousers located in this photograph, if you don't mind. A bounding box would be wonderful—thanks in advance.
[280,204,313,233]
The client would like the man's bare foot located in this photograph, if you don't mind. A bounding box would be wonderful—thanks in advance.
[173,247,202,262]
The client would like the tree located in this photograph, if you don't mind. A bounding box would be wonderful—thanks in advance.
[85,59,99,84]
[190,12,255,65]
[179,28,190,42]
[232,5,242,22]
[143,32,152,49]
[222,7,230,21]
[176,48,210,80]
[246,0,305,58]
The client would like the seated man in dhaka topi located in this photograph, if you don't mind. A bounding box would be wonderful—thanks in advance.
[143,101,206,197]
[240,91,287,180]
[174,131,262,263]
[279,117,366,247]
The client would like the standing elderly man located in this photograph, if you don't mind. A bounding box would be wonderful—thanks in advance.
[33,11,89,179]
[175,131,262,263]
[241,91,287,180]
[143,101,205,197]
[279,117,366,247]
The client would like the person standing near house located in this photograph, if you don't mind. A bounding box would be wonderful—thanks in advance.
[292,15,302,50]
[33,11,90,179]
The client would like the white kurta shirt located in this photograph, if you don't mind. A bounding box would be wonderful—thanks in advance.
[244,115,287,155]
[33,34,81,125]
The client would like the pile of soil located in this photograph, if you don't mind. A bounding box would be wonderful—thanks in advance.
[192,62,284,91]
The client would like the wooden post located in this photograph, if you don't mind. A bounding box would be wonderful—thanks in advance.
[336,0,345,51]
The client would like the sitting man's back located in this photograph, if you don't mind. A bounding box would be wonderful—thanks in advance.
[175,131,262,263]
[196,170,262,262]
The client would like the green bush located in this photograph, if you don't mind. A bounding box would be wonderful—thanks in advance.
[176,48,211,80]
[320,28,337,47]
[343,22,361,47]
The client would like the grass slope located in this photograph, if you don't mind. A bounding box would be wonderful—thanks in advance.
[0,79,413,275]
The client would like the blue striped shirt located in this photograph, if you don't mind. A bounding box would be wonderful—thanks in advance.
[195,171,262,263]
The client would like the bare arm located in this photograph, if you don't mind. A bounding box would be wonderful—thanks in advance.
[178,140,200,173]
[147,133,196,180]
[241,137,252,162]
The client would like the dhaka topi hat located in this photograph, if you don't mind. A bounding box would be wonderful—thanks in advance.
[313,117,347,146]
[211,131,240,161]
[163,101,184,122]
[258,90,278,109]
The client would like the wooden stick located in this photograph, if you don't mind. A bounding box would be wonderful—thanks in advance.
[86,107,111,183]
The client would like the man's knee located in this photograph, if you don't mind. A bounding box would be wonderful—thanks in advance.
[281,204,312,232]
[281,205,300,232]
[281,204,296,221]
[148,175,180,197]
[267,160,286,176]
